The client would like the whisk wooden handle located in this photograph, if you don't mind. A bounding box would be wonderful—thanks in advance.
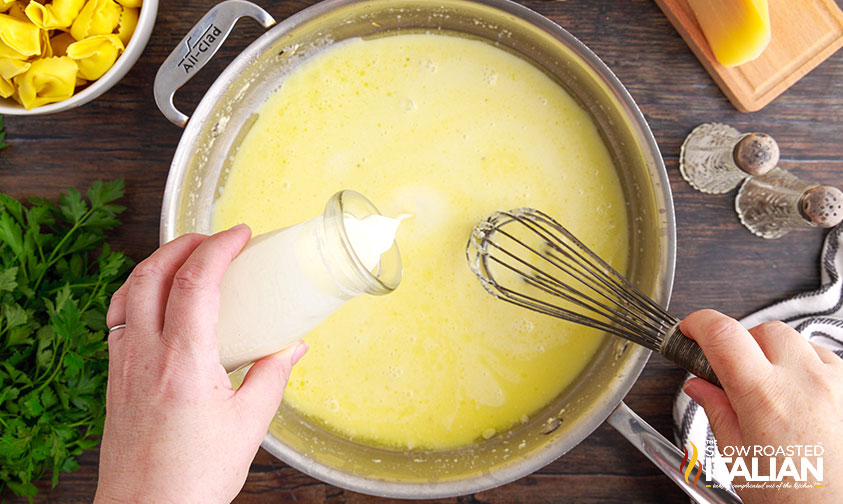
[660,325,721,387]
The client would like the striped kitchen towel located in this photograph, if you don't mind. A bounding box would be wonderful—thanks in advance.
[673,223,843,489]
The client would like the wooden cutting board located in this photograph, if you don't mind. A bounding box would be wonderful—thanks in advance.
[654,0,843,112]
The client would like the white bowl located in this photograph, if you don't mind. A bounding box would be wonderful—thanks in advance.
[0,0,159,115]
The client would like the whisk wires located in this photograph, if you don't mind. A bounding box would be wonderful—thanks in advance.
[467,209,676,350]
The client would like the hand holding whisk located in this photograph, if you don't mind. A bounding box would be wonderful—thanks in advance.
[466,208,720,387]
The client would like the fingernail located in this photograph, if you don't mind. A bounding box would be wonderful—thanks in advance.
[684,380,701,404]
[291,341,309,366]
[228,223,250,232]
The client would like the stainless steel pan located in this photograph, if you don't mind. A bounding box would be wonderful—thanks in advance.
[154,1,738,501]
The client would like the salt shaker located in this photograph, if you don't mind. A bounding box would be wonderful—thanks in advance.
[735,168,843,239]
[680,123,779,193]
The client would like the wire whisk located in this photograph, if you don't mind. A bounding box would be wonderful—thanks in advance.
[466,208,719,386]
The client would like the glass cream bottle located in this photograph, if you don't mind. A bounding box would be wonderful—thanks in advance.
[216,190,403,372]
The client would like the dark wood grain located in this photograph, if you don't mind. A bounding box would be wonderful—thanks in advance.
[2,0,841,502]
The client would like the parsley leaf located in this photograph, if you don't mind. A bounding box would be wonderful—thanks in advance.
[0,181,131,500]
[0,114,8,150]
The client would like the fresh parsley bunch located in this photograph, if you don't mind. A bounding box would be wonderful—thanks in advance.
[0,180,131,499]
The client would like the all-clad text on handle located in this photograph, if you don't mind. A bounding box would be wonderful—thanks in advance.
[153,0,275,127]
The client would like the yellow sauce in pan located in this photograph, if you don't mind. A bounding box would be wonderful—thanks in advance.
[213,34,629,450]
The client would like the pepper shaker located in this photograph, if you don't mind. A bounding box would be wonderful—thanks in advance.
[735,168,843,239]
[680,123,779,193]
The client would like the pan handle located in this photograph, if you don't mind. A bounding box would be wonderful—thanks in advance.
[153,0,275,127]
[607,402,742,504]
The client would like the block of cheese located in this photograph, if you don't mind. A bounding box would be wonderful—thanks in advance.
[687,0,771,67]
[655,0,843,111]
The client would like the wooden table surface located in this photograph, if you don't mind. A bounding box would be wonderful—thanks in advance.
[2,0,841,502]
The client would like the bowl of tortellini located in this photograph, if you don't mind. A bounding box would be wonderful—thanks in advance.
[0,0,157,114]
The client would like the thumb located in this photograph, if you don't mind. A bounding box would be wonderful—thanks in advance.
[235,341,308,430]
[684,377,743,450]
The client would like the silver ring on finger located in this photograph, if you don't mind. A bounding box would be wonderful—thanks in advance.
[108,323,127,333]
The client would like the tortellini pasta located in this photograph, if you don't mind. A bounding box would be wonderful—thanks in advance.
[70,0,120,41]
[0,0,143,109]
[0,56,28,97]
[115,5,136,45]
[25,0,86,30]
[13,56,77,108]
[66,33,122,80]
[0,35,28,59]
[50,31,75,56]
[6,2,28,22]
[38,26,52,57]
[0,14,41,57]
